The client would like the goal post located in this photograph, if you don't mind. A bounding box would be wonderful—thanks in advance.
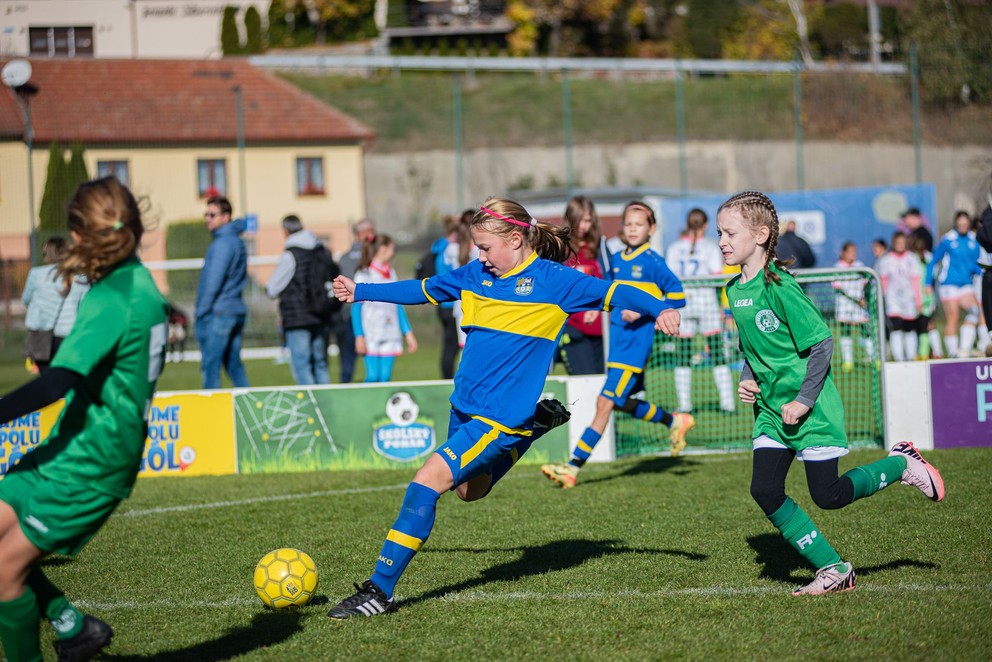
[614,268,886,456]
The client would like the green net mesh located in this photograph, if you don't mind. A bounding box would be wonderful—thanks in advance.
[614,268,884,456]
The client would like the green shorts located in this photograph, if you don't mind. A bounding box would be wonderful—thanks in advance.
[0,461,121,556]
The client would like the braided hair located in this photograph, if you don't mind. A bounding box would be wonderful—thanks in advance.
[717,191,792,285]
[473,197,574,264]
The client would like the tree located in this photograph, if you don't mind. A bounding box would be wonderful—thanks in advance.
[684,0,740,59]
[898,0,992,105]
[244,5,263,53]
[38,144,71,244]
[66,143,89,192]
[221,6,243,55]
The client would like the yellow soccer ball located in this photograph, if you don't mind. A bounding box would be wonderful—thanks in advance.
[253,548,319,609]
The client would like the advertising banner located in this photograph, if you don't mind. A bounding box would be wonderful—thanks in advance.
[0,402,63,475]
[234,381,569,474]
[655,184,937,266]
[930,360,992,449]
[139,392,237,477]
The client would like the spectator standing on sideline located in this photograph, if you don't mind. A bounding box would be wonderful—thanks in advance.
[777,220,816,269]
[265,215,340,385]
[877,232,922,362]
[195,196,249,389]
[926,211,982,358]
[900,207,934,254]
[431,213,471,379]
[336,218,376,383]
[977,177,992,356]
[870,239,887,269]
[22,237,90,373]
[559,195,607,375]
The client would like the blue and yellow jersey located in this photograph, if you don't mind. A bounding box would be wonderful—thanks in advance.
[353,251,680,428]
[607,244,686,369]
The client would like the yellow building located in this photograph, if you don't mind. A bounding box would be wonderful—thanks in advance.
[0,58,374,265]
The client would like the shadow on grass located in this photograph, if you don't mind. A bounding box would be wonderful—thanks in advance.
[403,538,707,608]
[578,456,700,486]
[748,533,939,585]
[102,610,305,661]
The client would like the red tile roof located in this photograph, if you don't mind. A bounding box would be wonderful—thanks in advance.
[0,58,374,146]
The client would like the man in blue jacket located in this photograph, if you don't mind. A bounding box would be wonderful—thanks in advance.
[195,196,250,389]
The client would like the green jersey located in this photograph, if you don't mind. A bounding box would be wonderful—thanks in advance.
[38,258,169,498]
[726,264,847,450]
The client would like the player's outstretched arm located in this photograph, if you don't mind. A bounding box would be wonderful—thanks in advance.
[655,308,681,336]
[333,275,356,303]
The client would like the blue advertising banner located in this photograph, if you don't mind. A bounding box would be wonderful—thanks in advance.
[655,184,937,267]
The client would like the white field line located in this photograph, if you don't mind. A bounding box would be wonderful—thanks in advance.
[116,483,410,518]
[75,582,991,611]
[118,455,749,519]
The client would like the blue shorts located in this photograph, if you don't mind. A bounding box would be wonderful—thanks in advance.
[436,409,536,486]
[600,361,646,405]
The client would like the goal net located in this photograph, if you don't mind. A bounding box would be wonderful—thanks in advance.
[614,268,885,456]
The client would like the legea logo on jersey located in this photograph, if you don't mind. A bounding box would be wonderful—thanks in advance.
[372,392,436,463]
[755,309,781,333]
[514,277,534,296]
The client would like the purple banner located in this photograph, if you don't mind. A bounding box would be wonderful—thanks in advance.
[930,359,992,449]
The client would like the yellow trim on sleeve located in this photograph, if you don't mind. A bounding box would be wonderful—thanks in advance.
[606,361,643,373]
[421,279,438,305]
[616,280,662,299]
[604,282,620,310]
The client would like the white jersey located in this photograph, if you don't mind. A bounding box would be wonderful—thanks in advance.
[354,263,405,356]
[666,236,724,336]
[832,259,870,324]
[877,251,922,321]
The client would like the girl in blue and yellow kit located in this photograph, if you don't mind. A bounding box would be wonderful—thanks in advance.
[543,201,691,489]
[326,197,684,619]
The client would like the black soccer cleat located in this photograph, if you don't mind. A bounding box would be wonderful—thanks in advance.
[533,398,571,430]
[327,580,397,619]
[53,615,113,662]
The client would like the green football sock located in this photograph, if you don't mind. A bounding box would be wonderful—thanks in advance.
[769,497,844,571]
[844,456,907,501]
[27,568,84,640]
[0,587,42,662]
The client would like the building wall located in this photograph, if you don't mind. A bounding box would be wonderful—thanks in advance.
[0,0,270,59]
[0,142,367,261]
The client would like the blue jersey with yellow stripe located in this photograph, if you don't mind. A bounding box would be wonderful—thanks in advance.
[353,251,680,428]
[607,243,686,370]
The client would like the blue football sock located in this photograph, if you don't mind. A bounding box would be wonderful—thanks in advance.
[633,400,671,425]
[369,482,440,598]
[570,427,601,467]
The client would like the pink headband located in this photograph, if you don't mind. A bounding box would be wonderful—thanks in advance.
[479,205,537,228]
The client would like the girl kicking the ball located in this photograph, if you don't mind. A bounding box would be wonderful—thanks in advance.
[717,190,944,596]
[0,177,169,660]
[325,197,684,618]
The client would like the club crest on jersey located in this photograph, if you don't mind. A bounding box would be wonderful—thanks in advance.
[755,309,780,333]
[515,277,534,296]
[631,265,643,279]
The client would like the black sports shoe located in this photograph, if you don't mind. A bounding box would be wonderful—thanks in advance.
[534,398,571,430]
[53,615,113,662]
[327,580,397,619]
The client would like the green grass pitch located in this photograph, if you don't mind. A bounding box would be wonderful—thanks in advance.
[26,447,992,660]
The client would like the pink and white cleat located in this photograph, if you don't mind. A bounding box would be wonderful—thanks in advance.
[888,441,945,502]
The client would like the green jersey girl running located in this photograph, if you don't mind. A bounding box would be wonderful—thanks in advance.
[717,191,944,596]
[0,177,169,660]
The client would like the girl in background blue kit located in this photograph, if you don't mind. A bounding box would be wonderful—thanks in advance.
[325,197,683,618]
[925,210,983,357]
[717,190,944,596]
[0,177,169,660]
[352,233,417,382]
[542,200,690,489]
